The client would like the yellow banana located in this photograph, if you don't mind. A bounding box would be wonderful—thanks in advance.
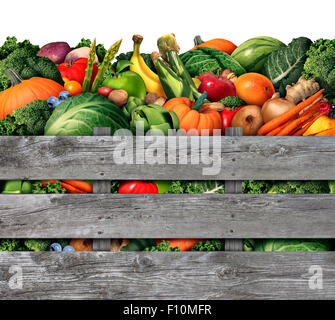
[130,35,166,98]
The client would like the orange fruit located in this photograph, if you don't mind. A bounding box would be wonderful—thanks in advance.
[234,73,275,106]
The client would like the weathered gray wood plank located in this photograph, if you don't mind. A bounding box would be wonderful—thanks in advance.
[225,128,243,251]
[1,193,335,238]
[92,127,111,252]
[0,252,334,300]
[1,136,335,180]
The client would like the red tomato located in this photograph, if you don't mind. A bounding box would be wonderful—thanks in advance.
[118,181,158,193]
[57,58,98,86]
[98,87,113,97]
[64,81,82,96]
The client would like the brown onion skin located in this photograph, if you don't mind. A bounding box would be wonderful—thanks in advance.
[262,98,295,123]
[231,105,263,136]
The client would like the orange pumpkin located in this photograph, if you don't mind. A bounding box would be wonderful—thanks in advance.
[192,36,237,55]
[164,94,222,135]
[0,69,64,120]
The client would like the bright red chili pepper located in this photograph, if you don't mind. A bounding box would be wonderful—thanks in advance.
[220,106,244,134]
[118,181,159,194]
[57,58,98,86]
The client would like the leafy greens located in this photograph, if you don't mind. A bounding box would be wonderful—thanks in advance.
[263,37,312,96]
[44,92,129,136]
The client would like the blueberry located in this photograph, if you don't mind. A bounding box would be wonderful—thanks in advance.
[63,245,75,252]
[47,96,61,109]
[50,243,62,252]
[58,91,72,101]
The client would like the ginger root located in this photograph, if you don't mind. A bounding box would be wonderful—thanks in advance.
[285,77,320,104]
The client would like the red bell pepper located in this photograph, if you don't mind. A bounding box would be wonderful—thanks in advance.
[118,181,159,193]
[220,106,244,135]
[57,58,98,86]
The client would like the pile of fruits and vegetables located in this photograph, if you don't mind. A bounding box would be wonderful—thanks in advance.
[0,34,335,252]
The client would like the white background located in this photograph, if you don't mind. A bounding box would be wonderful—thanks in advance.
[0,0,334,53]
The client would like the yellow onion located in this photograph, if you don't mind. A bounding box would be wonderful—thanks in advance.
[261,96,295,123]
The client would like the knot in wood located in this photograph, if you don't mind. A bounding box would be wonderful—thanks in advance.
[249,144,289,157]
[216,266,238,280]
[132,255,154,270]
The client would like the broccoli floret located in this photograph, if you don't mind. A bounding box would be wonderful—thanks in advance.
[30,56,63,84]
[243,180,273,194]
[75,38,107,62]
[191,239,224,251]
[75,38,92,48]
[243,180,329,194]
[32,181,66,194]
[0,100,53,136]
[0,48,63,91]
[144,240,180,252]
[0,37,39,60]
[0,239,23,251]
[303,39,335,99]
[268,181,329,194]
[0,37,20,60]
[219,96,246,108]
[24,239,52,252]
[24,239,70,252]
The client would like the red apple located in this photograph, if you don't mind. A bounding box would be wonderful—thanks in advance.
[197,72,236,102]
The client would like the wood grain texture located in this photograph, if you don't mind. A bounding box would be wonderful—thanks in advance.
[0,136,335,180]
[92,127,111,252]
[0,252,334,300]
[224,127,243,252]
[1,193,335,238]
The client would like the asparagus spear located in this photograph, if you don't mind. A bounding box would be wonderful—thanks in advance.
[90,39,122,93]
[81,38,97,93]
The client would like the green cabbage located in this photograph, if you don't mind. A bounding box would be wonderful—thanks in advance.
[263,37,312,96]
[244,239,332,252]
[44,93,129,136]
[180,47,246,77]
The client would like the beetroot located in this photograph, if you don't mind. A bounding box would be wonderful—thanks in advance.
[37,42,71,64]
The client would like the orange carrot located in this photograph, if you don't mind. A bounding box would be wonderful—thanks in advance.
[298,101,322,119]
[292,114,324,136]
[60,182,86,194]
[41,180,59,187]
[61,180,93,193]
[276,114,314,136]
[257,89,324,136]
[265,119,295,136]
